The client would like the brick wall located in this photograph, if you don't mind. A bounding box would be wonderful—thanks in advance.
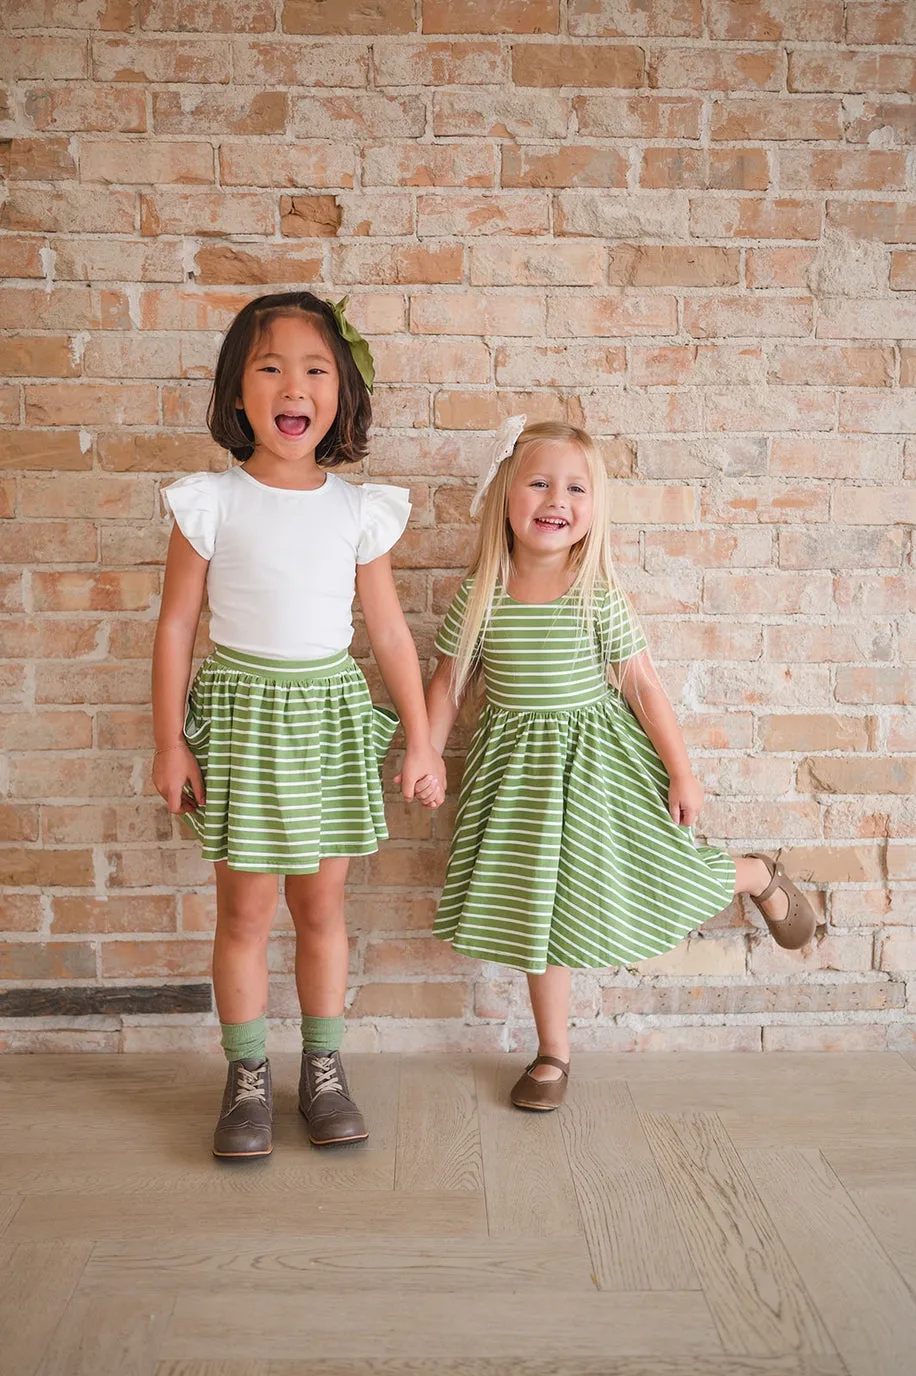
[1,0,914,1055]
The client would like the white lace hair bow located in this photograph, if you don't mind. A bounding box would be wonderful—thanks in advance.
[470,414,527,517]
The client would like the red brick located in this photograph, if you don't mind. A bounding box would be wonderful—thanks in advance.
[25,383,158,427]
[25,84,146,132]
[0,847,94,888]
[838,391,916,432]
[141,189,274,237]
[769,346,892,387]
[547,293,677,334]
[577,389,701,434]
[279,195,342,238]
[901,349,916,387]
[835,668,916,707]
[770,437,902,481]
[0,286,127,331]
[574,93,701,138]
[433,90,569,139]
[609,245,739,287]
[631,345,762,386]
[710,0,842,38]
[844,100,916,146]
[151,89,287,138]
[704,571,833,615]
[710,97,842,141]
[0,337,79,379]
[337,192,415,237]
[644,528,771,572]
[140,288,256,330]
[53,238,184,284]
[433,391,567,430]
[828,201,916,244]
[0,804,40,842]
[34,663,150,706]
[783,527,903,570]
[370,339,491,385]
[779,149,906,192]
[702,480,829,524]
[496,343,625,387]
[364,142,496,188]
[373,40,505,84]
[685,297,813,339]
[81,139,214,185]
[770,623,892,665]
[690,197,822,240]
[799,754,916,794]
[790,51,916,94]
[0,941,96,980]
[334,243,464,285]
[423,0,558,33]
[706,387,834,433]
[641,148,770,191]
[141,0,274,28]
[569,0,701,36]
[192,244,324,285]
[410,291,543,336]
[219,141,354,188]
[650,48,781,90]
[351,982,468,1019]
[52,895,177,934]
[833,485,916,525]
[0,236,45,279]
[100,938,214,978]
[234,38,369,85]
[0,619,104,661]
[6,137,77,180]
[3,521,98,564]
[92,37,231,82]
[416,191,549,237]
[33,570,159,613]
[2,188,136,234]
[98,433,223,473]
[0,893,42,931]
[846,2,916,43]
[96,708,155,749]
[0,35,88,79]
[512,42,643,86]
[283,0,413,32]
[290,94,425,140]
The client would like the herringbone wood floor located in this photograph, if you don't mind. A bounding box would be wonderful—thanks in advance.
[1,1052,915,1376]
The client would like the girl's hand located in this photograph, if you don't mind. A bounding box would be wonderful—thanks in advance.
[395,746,447,809]
[152,742,206,815]
[668,771,703,827]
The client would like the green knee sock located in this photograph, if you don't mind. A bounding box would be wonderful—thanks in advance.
[301,1014,345,1054]
[220,1015,267,1063]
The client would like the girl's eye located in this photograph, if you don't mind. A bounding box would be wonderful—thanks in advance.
[531,480,548,489]
[308,367,327,376]
[570,485,586,495]
[258,365,280,374]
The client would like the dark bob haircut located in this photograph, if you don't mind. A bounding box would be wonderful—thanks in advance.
[207,291,371,467]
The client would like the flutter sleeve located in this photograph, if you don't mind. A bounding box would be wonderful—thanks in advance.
[434,578,474,660]
[604,584,648,663]
[356,482,411,564]
[161,472,220,561]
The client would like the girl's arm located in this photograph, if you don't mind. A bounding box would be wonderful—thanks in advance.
[616,650,704,826]
[151,526,208,814]
[425,655,463,755]
[356,553,446,806]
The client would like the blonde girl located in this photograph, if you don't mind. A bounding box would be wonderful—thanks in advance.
[426,418,822,1110]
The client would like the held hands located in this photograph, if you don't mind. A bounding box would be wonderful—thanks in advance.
[668,771,704,827]
[395,743,447,810]
[152,742,206,815]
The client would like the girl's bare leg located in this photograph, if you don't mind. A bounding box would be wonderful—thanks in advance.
[525,964,571,1082]
[733,855,789,925]
[284,857,351,1017]
[212,863,278,1023]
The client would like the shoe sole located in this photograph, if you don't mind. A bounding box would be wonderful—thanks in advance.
[511,1100,560,1112]
[212,1146,273,1158]
[298,1104,369,1146]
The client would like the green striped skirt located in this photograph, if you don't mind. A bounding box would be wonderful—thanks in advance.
[434,693,736,973]
[181,645,398,874]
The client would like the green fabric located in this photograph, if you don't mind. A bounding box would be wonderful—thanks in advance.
[301,1014,345,1054]
[434,582,736,973]
[182,646,397,874]
[220,1015,267,1063]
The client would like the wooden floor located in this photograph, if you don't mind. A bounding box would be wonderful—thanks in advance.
[1,1053,916,1376]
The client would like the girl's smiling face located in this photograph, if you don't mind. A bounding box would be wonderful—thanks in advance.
[506,442,594,558]
[237,313,340,470]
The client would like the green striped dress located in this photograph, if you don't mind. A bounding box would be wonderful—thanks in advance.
[433,581,736,973]
[182,645,397,874]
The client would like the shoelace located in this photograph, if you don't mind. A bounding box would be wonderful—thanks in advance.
[231,1064,267,1109]
[309,1054,345,1099]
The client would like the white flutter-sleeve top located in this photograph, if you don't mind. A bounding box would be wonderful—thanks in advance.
[161,466,411,660]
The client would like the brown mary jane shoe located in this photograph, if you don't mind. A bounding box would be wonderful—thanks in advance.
[510,1055,570,1112]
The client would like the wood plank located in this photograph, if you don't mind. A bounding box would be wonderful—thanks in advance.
[255,1362,848,1376]
[35,1291,173,1376]
[156,1365,267,1376]
[559,1080,697,1291]
[744,1147,916,1376]
[0,1241,91,1376]
[160,1290,721,1362]
[0,1195,21,1238]
[844,1187,916,1296]
[83,1235,593,1296]
[5,1190,488,1246]
[395,1056,482,1193]
[640,1114,833,1357]
[823,1143,916,1191]
[475,1056,582,1238]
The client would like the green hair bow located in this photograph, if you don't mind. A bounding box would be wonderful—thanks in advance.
[329,296,375,394]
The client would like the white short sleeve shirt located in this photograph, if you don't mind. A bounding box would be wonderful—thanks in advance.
[162,467,411,660]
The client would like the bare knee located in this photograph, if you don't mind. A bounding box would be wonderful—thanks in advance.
[215,870,277,947]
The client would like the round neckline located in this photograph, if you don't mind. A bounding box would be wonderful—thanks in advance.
[501,586,575,608]
[233,465,331,496]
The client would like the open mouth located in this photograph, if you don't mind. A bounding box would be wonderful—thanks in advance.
[534,517,568,530]
[274,413,311,438]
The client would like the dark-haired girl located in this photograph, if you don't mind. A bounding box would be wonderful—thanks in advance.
[152,292,445,1160]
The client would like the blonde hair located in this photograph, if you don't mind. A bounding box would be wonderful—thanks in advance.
[450,420,634,702]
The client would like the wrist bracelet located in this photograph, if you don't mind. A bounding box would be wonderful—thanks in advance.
[154,743,185,756]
